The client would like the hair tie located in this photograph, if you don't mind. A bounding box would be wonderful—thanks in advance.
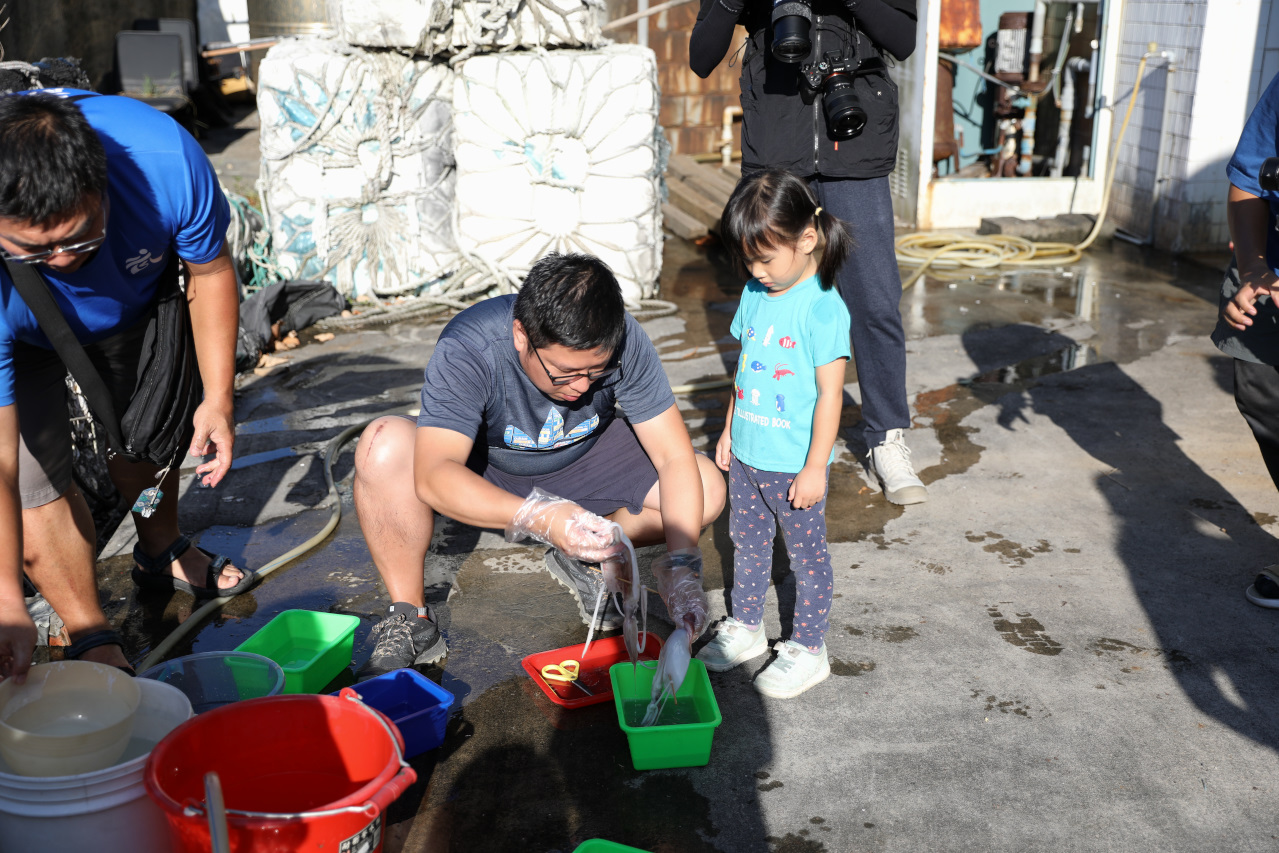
[813,206,823,218]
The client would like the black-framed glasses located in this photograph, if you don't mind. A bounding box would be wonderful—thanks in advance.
[530,346,620,386]
[0,201,108,264]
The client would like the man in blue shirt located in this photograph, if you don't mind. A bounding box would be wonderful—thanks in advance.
[0,91,248,683]
[1212,72,1279,609]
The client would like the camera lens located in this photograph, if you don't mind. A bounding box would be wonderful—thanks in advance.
[772,16,812,62]
[770,0,813,63]
[822,76,867,140]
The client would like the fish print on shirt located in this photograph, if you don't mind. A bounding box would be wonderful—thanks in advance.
[504,410,599,450]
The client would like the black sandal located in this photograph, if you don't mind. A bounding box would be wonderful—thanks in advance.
[131,535,258,600]
[64,629,137,677]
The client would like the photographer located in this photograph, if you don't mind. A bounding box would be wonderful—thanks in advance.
[690,0,926,505]
[1212,70,1279,608]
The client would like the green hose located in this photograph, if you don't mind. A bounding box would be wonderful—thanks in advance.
[136,419,373,673]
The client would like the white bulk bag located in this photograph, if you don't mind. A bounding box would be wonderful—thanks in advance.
[257,37,457,298]
[453,45,664,306]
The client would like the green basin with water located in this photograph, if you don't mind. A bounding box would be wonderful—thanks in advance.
[235,610,359,694]
[609,659,721,770]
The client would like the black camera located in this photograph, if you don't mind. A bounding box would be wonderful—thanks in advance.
[1262,157,1279,192]
[770,0,813,62]
[799,50,868,140]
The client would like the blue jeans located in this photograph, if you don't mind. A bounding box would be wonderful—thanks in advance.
[810,175,909,447]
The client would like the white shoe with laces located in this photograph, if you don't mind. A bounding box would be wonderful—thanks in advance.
[696,617,768,672]
[754,640,831,699]
[868,428,928,505]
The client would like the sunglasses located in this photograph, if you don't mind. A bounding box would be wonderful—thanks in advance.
[531,346,620,386]
[1,199,109,264]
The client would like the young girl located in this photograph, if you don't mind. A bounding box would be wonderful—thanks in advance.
[698,168,853,699]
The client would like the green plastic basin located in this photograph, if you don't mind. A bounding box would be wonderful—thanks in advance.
[609,658,721,770]
[573,841,651,852]
[235,610,359,694]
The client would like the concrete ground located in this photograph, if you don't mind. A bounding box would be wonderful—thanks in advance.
[83,110,1279,851]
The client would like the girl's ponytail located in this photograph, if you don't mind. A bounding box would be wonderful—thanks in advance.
[813,206,853,290]
[721,168,854,289]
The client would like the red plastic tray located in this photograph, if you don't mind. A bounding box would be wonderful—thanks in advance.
[522,634,663,709]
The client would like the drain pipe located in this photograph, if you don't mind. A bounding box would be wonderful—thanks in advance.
[1017,0,1048,176]
[1050,56,1090,177]
[1145,50,1178,246]
[722,105,742,168]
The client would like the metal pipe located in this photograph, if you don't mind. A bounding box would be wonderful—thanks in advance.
[1028,0,1048,82]
[722,106,743,167]
[638,0,649,47]
[1051,56,1090,177]
[1017,100,1037,175]
[1146,51,1178,246]
[939,51,1028,96]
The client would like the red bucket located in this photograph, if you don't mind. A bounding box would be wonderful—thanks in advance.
[145,689,416,853]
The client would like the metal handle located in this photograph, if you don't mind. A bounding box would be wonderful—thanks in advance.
[204,772,231,853]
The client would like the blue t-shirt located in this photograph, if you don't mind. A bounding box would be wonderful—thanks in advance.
[0,90,230,405]
[728,274,851,473]
[416,294,676,476]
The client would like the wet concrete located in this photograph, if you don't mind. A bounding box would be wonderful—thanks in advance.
[62,117,1279,852]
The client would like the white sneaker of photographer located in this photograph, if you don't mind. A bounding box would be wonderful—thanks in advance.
[868,428,928,505]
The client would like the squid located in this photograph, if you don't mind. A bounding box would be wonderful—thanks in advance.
[640,622,692,727]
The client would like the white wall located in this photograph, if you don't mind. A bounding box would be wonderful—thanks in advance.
[198,0,251,44]
[1109,0,1266,253]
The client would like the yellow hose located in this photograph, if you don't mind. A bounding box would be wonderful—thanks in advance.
[896,52,1153,289]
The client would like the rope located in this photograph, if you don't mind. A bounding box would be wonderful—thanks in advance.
[894,52,1154,289]
[224,189,284,294]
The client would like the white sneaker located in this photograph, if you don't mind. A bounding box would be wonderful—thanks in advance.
[868,428,928,505]
[696,617,768,672]
[754,640,831,698]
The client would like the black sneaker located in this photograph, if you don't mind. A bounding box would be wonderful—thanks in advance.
[360,602,447,678]
[544,549,622,631]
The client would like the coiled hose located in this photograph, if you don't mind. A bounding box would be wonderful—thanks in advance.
[895,50,1154,289]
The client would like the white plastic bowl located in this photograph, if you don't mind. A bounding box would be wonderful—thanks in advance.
[0,660,142,777]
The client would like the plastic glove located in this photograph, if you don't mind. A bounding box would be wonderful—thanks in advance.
[505,487,624,564]
[651,547,709,640]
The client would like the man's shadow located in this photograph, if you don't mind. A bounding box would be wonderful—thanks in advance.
[964,324,1279,751]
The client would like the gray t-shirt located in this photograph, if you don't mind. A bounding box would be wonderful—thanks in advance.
[416,295,675,476]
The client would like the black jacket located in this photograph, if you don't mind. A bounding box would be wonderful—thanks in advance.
[690,0,917,179]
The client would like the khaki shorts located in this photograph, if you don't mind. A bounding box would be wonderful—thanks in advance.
[14,316,148,509]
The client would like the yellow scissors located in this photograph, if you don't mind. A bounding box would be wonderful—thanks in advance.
[541,660,595,696]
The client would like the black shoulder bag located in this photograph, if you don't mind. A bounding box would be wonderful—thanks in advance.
[4,255,203,472]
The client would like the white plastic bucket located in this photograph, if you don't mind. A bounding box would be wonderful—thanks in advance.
[0,678,192,853]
